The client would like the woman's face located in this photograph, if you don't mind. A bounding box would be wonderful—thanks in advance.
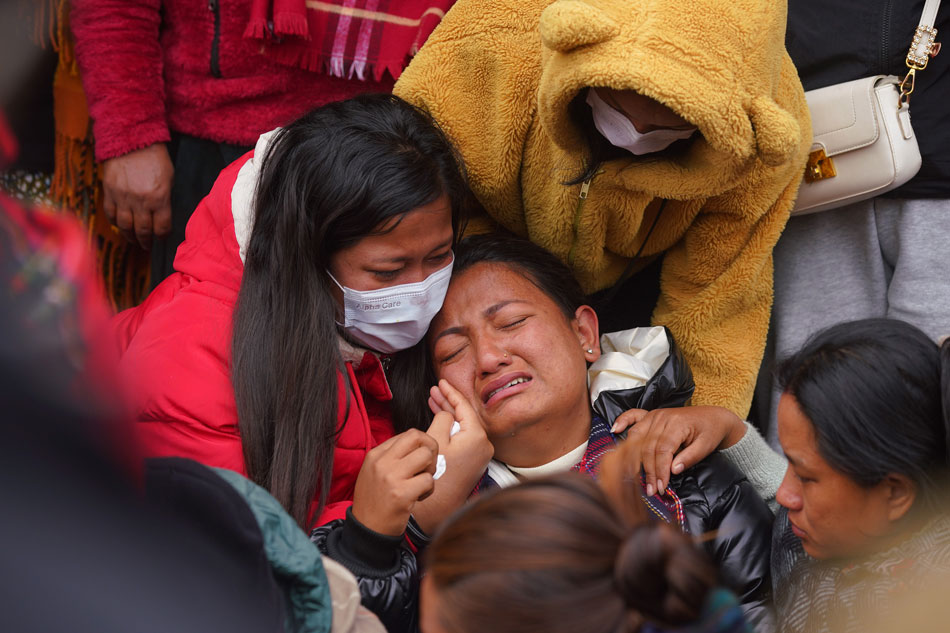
[328,194,454,292]
[776,393,904,560]
[597,88,692,133]
[428,263,599,466]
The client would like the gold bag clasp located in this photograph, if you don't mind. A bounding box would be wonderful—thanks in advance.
[804,148,836,183]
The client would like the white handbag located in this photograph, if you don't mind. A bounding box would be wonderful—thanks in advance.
[791,0,941,216]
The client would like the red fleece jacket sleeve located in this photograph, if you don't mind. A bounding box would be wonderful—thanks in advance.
[70,0,171,161]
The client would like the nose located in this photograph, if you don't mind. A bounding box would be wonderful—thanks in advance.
[473,332,511,376]
[776,467,803,512]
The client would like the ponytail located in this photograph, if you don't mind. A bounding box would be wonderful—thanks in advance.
[425,468,720,633]
[614,524,717,629]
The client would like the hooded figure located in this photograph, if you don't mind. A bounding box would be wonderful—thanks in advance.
[395,0,811,417]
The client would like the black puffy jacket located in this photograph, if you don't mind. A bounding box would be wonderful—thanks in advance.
[592,327,775,632]
[310,509,419,633]
[786,0,950,198]
[668,454,776,633]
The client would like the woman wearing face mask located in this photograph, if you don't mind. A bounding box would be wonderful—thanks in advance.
[395,0,811,423]
[112,94,493,633]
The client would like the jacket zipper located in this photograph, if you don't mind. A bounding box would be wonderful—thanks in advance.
[209,0,222,78]
[567,178,592,267]
[880,0,894,73]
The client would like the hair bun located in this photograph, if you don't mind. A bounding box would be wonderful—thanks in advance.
[613,524,716,627]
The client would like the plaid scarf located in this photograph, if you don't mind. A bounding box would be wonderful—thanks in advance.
[245,0,454,80]
[474,415,687,530]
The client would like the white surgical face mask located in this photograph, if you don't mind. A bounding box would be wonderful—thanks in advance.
[328,257,454,354]
[586,88,696,156]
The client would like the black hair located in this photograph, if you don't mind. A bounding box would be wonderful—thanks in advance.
[426,471,717,633]
[452,233,586,321]
[776,318,950,506]
[232,94,468,529]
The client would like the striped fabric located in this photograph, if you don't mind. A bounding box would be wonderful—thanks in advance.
[245,0,455,80]
[772,508,950,632]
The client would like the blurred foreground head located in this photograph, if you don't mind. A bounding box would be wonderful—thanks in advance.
[0,147,285,633]
[421,462,749,633]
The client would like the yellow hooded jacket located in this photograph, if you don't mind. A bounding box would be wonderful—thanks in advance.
[396,0,811,416]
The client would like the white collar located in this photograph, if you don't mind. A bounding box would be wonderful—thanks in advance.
[489,440,589,488]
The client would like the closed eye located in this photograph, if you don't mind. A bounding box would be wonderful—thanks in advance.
[370,269,402,282]
[437,343,467,364]
[428,251,452,265]
[500,316,528,329]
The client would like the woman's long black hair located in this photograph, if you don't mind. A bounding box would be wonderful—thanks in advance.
[776,318,950,509]
[232,94,468,529]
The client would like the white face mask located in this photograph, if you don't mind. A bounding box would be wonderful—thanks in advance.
[586,88,696,156]
[328,257,454,354]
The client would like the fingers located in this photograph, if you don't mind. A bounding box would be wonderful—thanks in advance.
[428,384,454,417]
[623,410,661,496]
[437,379,478,429]
[427,410,456,446]
[114,203,136,244]
[385,429,439,468]
[132,203,155,250]
[401,443,438,478]
[611,408,647,434]
[152,201,172,238]
[102,186,118,226]
[100,144,174,247]
[670,440,711,476]
[405,469,436,503]
[623,409,686,496]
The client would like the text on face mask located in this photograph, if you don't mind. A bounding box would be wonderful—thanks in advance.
[357,300,402,311]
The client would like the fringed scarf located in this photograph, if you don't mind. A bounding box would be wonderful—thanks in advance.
[244,0,454,81]
[46,0,149,311]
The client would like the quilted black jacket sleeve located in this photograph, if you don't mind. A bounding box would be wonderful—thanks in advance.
[310,508,418,633]
[670,454,776,633]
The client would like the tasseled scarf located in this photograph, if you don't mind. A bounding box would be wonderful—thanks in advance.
[45,0,150,311]
[245,0,455,81]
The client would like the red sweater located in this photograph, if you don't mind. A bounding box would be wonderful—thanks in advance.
[112,149,395,525]
[70,0,394,161]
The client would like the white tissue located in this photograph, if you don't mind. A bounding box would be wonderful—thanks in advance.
[433,421,462,480]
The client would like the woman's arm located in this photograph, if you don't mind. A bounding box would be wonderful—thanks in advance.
[311,513,419,633]
[719,422,785,513]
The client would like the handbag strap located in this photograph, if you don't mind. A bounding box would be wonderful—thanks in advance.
[900,0,942,107]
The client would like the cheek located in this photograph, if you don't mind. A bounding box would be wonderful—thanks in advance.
[438,361,478,403]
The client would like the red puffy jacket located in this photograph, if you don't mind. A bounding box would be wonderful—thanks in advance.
[113,145,395,526]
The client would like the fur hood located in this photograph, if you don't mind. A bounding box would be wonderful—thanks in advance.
[537,0,805,197]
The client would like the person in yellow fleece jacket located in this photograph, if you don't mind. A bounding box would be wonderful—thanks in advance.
[395,0,811,418]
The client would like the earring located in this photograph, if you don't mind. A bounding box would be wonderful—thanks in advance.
[586,348,594,354]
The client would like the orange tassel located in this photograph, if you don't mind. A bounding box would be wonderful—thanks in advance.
[49,0,150,310]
